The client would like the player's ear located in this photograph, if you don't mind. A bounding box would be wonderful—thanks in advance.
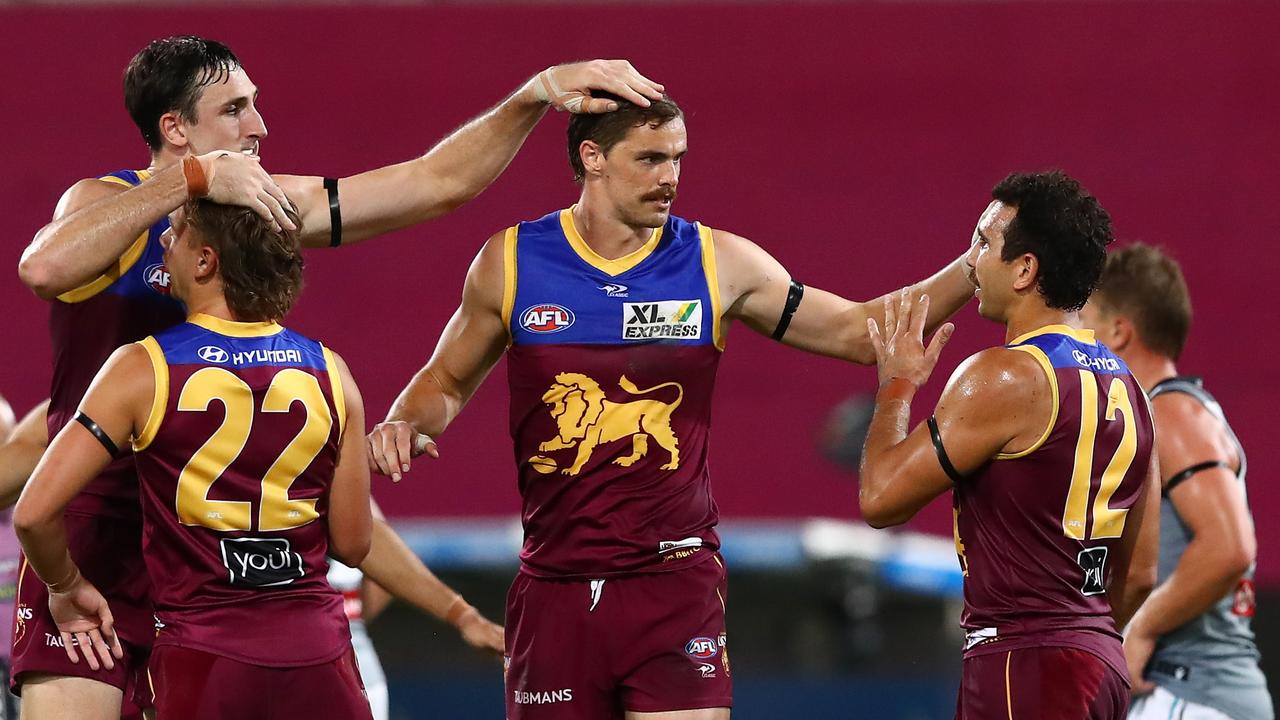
[193,245,219,281]
[579,140,605,178]
[1013,252,1039,292]
[1110,315,1136,353]
[158,111,189,150]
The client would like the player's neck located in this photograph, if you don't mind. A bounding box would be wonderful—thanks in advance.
[148,146,187,173]
[1003,304,1080,344]
[571,199,655,260]
[183,291,237,324]
[1121,349,1179,390]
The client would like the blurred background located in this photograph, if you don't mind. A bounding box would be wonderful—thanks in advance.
[1,1,1277,716]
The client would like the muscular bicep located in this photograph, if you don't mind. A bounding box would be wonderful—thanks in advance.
[387,234,510,432]
[1156,396,1255,565]
[713,229,877,363]
[16,346,152,520]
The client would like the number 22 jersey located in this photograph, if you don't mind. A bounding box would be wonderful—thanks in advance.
[132,314,351,667]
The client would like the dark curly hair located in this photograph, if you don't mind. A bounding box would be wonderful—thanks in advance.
[567,92,683,182]
[124,36,241,152]
[992,171,1113,312]
[1094,243,1191,361]
[183,199,304,322]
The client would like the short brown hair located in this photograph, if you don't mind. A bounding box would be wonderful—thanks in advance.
[183,199,304,322]
[1094,243,1191,360]
[567,93,683,182]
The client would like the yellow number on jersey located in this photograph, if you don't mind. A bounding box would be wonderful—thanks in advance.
[1063,372,1138,540]
[176,367,331,532]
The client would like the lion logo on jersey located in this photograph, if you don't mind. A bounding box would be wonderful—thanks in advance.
[530,372,683,476]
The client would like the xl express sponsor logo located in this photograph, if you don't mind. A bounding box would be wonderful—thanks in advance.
[623,300,702,340]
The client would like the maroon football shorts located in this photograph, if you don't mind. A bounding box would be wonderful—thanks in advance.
[149,643,371,720]
[10,510,153,717]
[505,553,732,719]
[957,645,1129,719]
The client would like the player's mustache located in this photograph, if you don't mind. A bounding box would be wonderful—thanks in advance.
[642,188,677,202]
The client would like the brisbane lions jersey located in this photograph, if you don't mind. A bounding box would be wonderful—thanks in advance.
[132,315,350,667]
[954,326,1155,678]
[504,208,724,579]
[49,169,185,518]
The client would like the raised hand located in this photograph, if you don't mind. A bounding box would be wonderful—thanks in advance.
[366,421,439,482]
[529,60,665,114]
[867,290,955,390]
[196,151,297,232]
[47,572,124,671]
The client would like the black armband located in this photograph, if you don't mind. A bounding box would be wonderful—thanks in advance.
[771,280,805,341]
[74,412,119,457]
[1164,460,1230,497]
[927,416,965,484]
[324,177,343,247]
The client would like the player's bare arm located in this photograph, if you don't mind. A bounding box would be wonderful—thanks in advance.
[12,344,155,671]
[278,61,664,248]
[1107,446,1159,630]
[0,399,50,509]
[1123,393,1253,690]
[19,153,291,299]
[326,350,374,568]
[712,229,973,364]
[360,500,504,656]
[368,232,509,480]
[858,293,1053,527]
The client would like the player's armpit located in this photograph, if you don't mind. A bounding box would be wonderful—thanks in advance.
[0,399,51,510]
[328,351,373,568]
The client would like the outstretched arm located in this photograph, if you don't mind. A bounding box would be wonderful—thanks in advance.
[366,231,510,480]
[0,400,51,509]
[19,154,292,299]
[358,500,504,656]
[714,229,973,364]
[280,61,664,248]
[12,345,154,670]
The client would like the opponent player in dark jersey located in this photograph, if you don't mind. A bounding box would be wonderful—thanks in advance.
[365,94,978,719]
[14,199,376,719]
[14,36,655,717]
[859,171,1161,719]
[1082,246,1271,720]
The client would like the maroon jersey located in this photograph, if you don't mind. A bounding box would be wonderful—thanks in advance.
[954,326,1155,677]
[505,210,723,578]
[48,169,184,519]
[132,314,351,667]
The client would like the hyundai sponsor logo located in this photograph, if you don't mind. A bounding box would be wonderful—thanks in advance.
[198,345,230,364]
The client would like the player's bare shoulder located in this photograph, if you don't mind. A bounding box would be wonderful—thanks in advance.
[706,227,787,314]
[52,177,133,221]
[1150,389,1239,470]
[938,346,1055,455]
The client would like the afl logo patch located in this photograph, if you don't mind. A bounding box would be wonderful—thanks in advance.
[685,637,718,659]
[198,345,230,364]
[520,304,575,334]
[144,263,171,295]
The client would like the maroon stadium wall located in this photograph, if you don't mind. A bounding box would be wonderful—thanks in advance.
[3,3,1277,579]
